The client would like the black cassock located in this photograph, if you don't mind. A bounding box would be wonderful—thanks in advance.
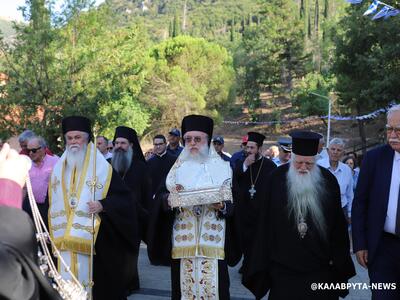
[233,157,276,258]
[147,186,241,300]
[242,164,356,300]
[93,170,140,300]
[116,157,152,291]
[147,152,177,197]
[121,158,152,215]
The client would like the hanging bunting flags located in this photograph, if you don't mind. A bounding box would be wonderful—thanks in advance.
[346,0,363,3]
[372,5,390,19]
[345,0,399,20]
[384,8,400,19]
[363,0,380,16]
[222,103,397,126]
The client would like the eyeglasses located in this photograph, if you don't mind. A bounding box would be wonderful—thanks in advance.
[184,136,203,144]
[386,125,400,135]
[294,160,315,167]
[27,146,42,154]
[153,143,166,147]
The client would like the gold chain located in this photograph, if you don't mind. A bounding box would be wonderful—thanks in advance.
[250,157,264,187]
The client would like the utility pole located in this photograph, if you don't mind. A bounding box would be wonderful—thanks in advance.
[310,92,331,145]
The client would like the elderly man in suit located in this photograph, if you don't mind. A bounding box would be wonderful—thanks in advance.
[352,104,400,300]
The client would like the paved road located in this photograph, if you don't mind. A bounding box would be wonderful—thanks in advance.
[128,245,371,300]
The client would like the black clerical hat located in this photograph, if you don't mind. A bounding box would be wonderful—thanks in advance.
[289,131,322,156]
[62,116,92,139]
[181,115,214,144]
[113,126,137,144]
[247,132,265,147]
[113,126,145,162]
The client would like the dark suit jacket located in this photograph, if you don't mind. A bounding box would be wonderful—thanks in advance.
[0,206,62,300]
[352,144,395,263]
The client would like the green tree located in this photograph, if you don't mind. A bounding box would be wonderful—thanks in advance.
[0,0,62,145]
[172,14,180,37]
[333,2,400,151]
[291,72,334,125]
[56,6,152,136]
[238,0,307,111]
[141,35,235,131]
[0,2,152,148]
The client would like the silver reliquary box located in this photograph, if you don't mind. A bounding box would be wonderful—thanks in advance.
[168,179,233,208]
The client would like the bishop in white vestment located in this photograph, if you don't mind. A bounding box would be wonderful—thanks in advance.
[147,115,240,300]
[48,116,140,300]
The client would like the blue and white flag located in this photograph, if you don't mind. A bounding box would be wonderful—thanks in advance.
[346,0,363,3]
[384,8,400,19]
[372,5,390,19]
[364,0,380,15]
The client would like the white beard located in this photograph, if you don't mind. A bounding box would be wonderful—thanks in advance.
[287,161,327,240]
[179,144,210,163]
[66,143,87,171]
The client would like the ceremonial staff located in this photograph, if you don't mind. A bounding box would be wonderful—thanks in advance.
[26,170,87,299]
[88,125,99,300]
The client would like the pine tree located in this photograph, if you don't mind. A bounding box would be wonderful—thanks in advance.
[169,19,173,37]
[300,0,305,18]
[172,14,180,37]
[314,0,319,34]
[230,19,235,42]
[324,0,329,18]
[307,7,312,38]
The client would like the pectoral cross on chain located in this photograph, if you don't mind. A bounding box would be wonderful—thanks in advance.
[249,184,256,199]
[52,177,60,193]
[86,176,103,193]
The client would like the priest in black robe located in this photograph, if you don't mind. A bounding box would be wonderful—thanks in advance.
[233,131,277,261]
[48,116,139,300]
[147,115,241,299]
[243,131,355,300]
[147,134,177,198]
[111,125,152,291]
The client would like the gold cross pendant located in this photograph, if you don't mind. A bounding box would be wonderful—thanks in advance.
[51,177,60,193]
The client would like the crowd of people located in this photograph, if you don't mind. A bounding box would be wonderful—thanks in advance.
[0,104,399,299]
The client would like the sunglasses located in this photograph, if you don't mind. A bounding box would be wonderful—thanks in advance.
[27,146,42,154]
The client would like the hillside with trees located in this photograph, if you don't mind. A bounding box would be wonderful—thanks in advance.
[0,17,16,43]
[0,0,398,152]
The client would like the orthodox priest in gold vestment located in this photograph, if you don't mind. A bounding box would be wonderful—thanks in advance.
[48,116,139,300]
[147,115,240,300]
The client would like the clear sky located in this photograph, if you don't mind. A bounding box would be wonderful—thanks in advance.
[0,0,105,22]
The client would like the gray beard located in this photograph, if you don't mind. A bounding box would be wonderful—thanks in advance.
[286,162,327,240]
[66,144,87,171]
[111,147,133,175]
[179,144,210,163]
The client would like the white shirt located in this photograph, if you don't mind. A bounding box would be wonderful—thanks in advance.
[316,148,329,162]
[222,151,232,158]
[104,152,112,160]
[384,151,400,234]
[272,157,290,167]
[318,159,354,215]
